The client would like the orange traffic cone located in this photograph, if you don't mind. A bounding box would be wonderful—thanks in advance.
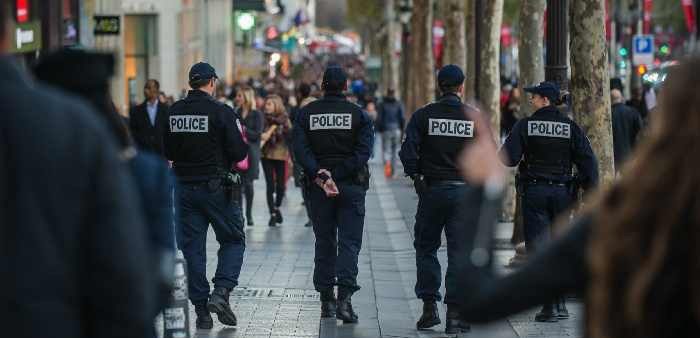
[384,161,392,178]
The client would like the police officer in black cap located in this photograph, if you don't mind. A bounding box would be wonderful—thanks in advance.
[165,62,248,329]
[500,81,598,322]
[399,64,476,334]
[292,65,373,323]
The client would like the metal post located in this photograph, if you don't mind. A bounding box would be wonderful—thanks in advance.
[545,0,569,90]
[474,0,482,100]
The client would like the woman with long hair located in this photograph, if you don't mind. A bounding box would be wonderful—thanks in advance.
[234,87,264,226]
[454,56,700,338]
[260,94,292,227]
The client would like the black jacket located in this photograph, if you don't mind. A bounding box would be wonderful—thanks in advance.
[0,57,154,338]
[129,100,169,155]
[611,103,642,169]
[376,96,405,132]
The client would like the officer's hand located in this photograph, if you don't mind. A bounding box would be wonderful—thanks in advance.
[322,179,340,197]
[459,109,506,187]
[412,174,427,196]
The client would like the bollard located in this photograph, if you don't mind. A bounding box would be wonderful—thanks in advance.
[163,254,191,338]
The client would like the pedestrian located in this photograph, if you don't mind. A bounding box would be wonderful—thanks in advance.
[290,83,317,228]
[499,81,599,322]
[164,62,248,330]
[260,94,292,227]
[129,79,170,156]
[456,56,700,338]
[234,86,264,226]
[0,4,155,335]
[377,88,405,178]
[501,86,521,139]
[365,100,378,160]
[33,49,176,337]
[292,65,373,323]
[610,88,643,171]
[398,64,476,334]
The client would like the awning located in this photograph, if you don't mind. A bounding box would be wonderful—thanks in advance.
[234,0,265,12]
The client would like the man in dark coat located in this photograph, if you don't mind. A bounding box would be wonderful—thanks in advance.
[129,79,169,156]
[0,6,155,337]
[611,89,643,171]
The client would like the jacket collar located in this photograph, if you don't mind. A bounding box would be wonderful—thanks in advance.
[532,105,561,116]
[0,56,31,88]
[438,92,462,105]
[186,89,215,101]
[322,93,347,101]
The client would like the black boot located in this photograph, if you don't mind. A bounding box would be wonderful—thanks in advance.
[320,290,337,318]
[207,287,237,326]
[416,300,440,330]
[194,303,213,330]
[556,297,569,319]
[534,303,558,322]
[275,208,283,224]
[445,306,470,334]
[304,220,313,227]
[336,290,358,323]
[268,214,277,227]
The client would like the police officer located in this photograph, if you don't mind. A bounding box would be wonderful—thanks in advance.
[165,62,248,329]
[500,81,598,322]
[399,64,475,334]
[292,65,373,323]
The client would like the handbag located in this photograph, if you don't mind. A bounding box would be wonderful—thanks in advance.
[234,120,250,172]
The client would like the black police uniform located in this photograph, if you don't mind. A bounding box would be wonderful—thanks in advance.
[164,62,248,328]
[399,64,475,333]
[292,66,373,323]
[500,81,598,321]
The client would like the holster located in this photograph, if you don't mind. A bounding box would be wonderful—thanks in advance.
[353,164,371,190]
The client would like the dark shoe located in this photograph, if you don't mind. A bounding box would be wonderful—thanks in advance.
[246,216,254,226]
[445,306,470,334]
[336,296,358,323]
[275,209,283,224]
[207,287,237,326]
[268,216,277,227]
[556,298,569,319]
[534,303,558,322]
[416,300,440,330]
[194,304,213,330]
[304,221,313,227]
[320,290,337,318]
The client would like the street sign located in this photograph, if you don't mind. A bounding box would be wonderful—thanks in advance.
[94,16,120,35]
[633,34,654,66]
[11,21,41,53]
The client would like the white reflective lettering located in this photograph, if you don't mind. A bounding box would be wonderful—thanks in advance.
[309,113,353,130]
[428,118,474,137]
[170,115,209,133]
[527,121,570,139]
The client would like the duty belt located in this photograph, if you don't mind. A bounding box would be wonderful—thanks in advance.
[523,178,569,187]
[426,178,466,186]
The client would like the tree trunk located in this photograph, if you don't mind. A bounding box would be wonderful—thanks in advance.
[570,0,615,185]
[464,0,475,99]
[478,0,503,134]
[517,0,546,118]
[408,0,435,116]
[442,0,467,74]
[382,0,400,98]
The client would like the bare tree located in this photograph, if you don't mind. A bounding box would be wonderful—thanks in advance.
[478,0,504,133]
[517,0,546,118]
[464,0,475,98]
[442,0,467,74]
[570,0,615,184]
[381,0,400,97]
[408,0,435,116]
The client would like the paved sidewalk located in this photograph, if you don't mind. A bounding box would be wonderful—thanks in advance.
[165,160,583,338]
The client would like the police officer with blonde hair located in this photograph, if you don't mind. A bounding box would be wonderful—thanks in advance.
[500,81,598,322]
[399,64,477,334]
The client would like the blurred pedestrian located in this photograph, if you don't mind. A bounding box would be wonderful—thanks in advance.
[234,86,263,226]
[399,64,476,334]
[33,49,176,337]
[260,94,292,227]
[291,83,316,228]
[501,87,521,139]
[0,4,154,336]
[456,56,700,338]
[500,81,599,321]
[293,65,373,323]
[377,88,405,178]
[165,62,248,329]
[129,79,169,156]
[610,89,643,171]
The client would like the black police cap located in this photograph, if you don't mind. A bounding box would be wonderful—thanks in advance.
[523,81,560,102]
[322,66,347,92]
[437,64,465,88]
[189,62,218,82]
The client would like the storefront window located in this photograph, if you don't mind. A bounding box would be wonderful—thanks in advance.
[124,15,157,107]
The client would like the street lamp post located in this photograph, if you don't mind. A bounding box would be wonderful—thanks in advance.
[545,0,569,90]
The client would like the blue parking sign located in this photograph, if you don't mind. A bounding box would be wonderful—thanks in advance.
[633,35,654,65]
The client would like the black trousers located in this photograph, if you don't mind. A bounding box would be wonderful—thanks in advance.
[261,158,286,213]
